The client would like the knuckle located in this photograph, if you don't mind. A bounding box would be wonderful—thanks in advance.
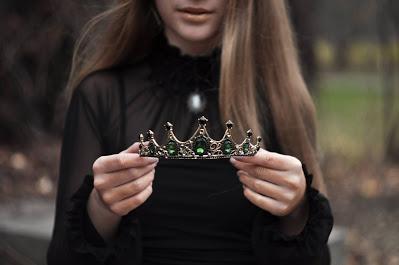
[287,176,300,189]
[148,173,155,183]
[280,204,290,216]
[120,187,132,199]
[243,187,250,197]
[291,156,302,169]
[145,185,153,197]
[285,191,296,202]
[133,194,145,205]
[129,180,142,192]
[101,191,114,205]
[254,196,264,207]
[110,204,124,216]
[275,204,289,216]
[92,157,103,174]
[264,154,274,164]
[117,155,127,169]
[146,172,155,184]
[93,176,106,190]
[254,167,264,178]
[128,168,139,178]
[253,179,263,191]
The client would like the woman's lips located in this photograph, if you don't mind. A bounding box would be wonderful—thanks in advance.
[179,7,212,14]
[177,7,213,23]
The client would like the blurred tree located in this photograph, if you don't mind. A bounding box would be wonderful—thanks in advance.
[0,0,70,145]
[287,0,318,91]
[0,0,106,146]
[316,0,378,70]
[378,0,399,162]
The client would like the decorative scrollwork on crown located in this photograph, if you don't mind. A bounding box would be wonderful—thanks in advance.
[138,116,262,159]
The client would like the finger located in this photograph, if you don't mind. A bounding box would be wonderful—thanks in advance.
[230,158,286,186]
[93,152,158,174]
[101,169,155,205]
[242,185,288,216]
[121,141,150,154]
[94,162,157,190]
[232,148,297,170]
[237,170,294,202]
[109,183,153,216]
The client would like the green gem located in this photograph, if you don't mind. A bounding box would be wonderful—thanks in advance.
[166,141,178,156]
[222,139,234,155]
[194,137,207,156]
[243,142,250,154]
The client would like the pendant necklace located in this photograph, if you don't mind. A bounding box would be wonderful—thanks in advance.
[187,88,207,114]
[186,53,219,114]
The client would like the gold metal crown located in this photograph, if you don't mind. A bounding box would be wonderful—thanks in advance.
[138,116,262,159]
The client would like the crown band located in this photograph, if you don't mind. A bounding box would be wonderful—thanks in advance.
[138,116,261,159]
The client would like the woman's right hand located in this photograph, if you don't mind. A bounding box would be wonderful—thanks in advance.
[91,141,159,216]
[87,142,158,240]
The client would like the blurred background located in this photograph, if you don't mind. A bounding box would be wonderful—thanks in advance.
[0,0,398,264]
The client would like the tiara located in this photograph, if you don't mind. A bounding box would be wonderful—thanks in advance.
[138,116,262,159]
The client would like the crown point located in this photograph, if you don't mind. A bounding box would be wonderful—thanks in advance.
[198,116,208,125]
[257,136,262,143]
[226,120,234,129]
[165,122,173,130]
[139,133,144,141]
[146,130,154,140]
[246,129,253,137]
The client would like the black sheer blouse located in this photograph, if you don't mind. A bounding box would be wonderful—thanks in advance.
[47,30,334,265]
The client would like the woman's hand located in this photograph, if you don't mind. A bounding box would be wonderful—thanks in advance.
[91,142,158,217]
[87,142,158,240]
[230,148,308,224]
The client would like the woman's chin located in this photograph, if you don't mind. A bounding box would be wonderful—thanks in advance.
[175,26,219,44]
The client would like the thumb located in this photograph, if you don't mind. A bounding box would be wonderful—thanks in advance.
[120,141,149,154]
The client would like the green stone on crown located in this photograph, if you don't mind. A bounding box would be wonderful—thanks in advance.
[242,142,250,154]
[222,139,235,155]
[166,140,178,156]
[193,136,208,156]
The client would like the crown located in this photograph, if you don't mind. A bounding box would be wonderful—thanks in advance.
[138,116,262,159]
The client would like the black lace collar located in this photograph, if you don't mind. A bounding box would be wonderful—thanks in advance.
[148,30,221,95]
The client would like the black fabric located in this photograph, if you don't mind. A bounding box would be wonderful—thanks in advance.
[252,164,334,265]
[47,30,334,265]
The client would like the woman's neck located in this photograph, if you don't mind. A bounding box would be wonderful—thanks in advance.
[163,28,221,57]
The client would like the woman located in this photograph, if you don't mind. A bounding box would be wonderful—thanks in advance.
[47,0,333,264]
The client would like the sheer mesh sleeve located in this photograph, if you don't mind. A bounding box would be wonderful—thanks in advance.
[47,72,142,265]
[251,163,334,265]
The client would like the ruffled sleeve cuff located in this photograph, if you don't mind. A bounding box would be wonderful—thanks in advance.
[251,163,334,264]
[65,174,142,264]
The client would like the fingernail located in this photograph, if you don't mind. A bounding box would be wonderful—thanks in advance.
[238,174,244,182]
[237,170,245,176]
[149,157,159,163]
[230,157,236,163]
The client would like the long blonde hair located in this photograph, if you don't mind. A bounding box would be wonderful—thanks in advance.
[67,0,326,194]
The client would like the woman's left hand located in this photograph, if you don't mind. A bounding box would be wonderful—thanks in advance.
[230,148,307,218]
